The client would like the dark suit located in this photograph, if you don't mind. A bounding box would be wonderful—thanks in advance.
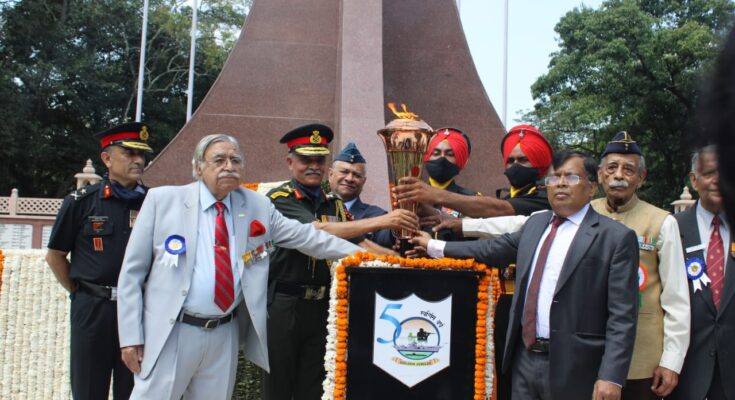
[444,207,639,400]
[348,197,394,248]
[669,205,735,400]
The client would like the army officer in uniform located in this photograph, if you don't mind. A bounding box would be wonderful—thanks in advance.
[262,124,417,399]
[46,122,153,400]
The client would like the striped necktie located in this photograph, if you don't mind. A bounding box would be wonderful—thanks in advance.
[522,215,566,348]
[214,202,235,312]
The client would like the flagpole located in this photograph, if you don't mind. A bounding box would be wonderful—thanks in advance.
[135,0,149,122]
[502,0,509,128]
[186,0,199,122]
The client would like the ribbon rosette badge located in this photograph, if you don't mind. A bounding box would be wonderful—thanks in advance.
[685,257,710,293]
[162,235,186,269]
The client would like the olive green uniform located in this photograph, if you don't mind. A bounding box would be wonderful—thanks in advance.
[262,180,360,400]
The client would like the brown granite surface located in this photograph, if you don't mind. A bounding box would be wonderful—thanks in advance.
[145,0,507,207]
[382,0,507,197]
[144,0,340,188]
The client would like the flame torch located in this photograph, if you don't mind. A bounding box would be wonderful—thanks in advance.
[377,103,435,255]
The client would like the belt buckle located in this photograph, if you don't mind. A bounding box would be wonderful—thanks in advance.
[529,339,549,353]
[203,318,220,330]
[304,286,325,300]
[109,287,117,301]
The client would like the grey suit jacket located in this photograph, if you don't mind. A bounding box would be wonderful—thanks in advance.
[117,182,360,378]
[669,205,735,399]
[444,207,639,400]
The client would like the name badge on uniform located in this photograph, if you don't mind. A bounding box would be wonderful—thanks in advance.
[685,257,710,293]
[162,235,186,269]
[685,243,706,254]
[89,216,109,234]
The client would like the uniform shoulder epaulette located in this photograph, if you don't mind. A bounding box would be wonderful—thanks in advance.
[269,191,291,199]
[268,182,293,200]
[68,184,99,200]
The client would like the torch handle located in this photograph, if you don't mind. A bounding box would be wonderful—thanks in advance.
[399,238,413,257]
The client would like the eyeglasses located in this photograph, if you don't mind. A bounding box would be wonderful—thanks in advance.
[204,156,243,168]
[544,174,583,186]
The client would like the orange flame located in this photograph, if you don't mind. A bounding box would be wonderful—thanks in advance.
[387,102,420,120]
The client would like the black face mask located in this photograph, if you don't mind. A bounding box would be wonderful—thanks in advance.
[425,157,460,183]
[504,163,539,189]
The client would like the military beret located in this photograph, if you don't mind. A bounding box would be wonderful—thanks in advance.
[280,123,333,156]
[601,131,641,158]
[94,122,153,153]
[334,142,366,164]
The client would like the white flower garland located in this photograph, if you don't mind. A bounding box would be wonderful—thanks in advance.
[0,249,71,399]
[322,258,495,399]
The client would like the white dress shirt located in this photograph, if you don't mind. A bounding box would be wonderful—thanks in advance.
[524,204,588,339]
[429,205,589,339]
[462,214,534,239]
[182,182,243,316]
[696,203,731,277]
[654,214,691,373]
[344,198,358,212]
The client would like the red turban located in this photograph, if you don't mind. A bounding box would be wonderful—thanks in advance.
[501,124,553,176]
[424,128,471,169]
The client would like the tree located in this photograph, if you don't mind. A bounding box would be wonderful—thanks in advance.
[524,0,734,207]
[0,0,250,197]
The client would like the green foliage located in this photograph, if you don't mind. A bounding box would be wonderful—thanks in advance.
[233,352,262,400]
[524,0,734,207]
[0,0,249,197]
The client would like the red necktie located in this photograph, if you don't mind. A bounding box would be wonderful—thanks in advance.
[522,216,566,348]
[708,215,725,309]
[214,202,235,312]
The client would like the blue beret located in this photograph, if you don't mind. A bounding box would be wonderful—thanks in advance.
[601,131,641,158]
[334,142,366,164]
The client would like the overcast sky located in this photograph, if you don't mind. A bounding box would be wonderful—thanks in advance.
[460,0,604,128]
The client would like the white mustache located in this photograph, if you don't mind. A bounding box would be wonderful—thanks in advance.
[304,169,322,176]
[608,179,629,188]
[218,172,240,179]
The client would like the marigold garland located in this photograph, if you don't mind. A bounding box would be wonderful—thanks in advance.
[322,252,494,400]
[241,182,260,192]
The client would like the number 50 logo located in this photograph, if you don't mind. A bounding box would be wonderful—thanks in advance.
[373,293,452,387]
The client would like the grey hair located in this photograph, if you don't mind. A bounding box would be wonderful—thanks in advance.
[690,145,717,175]
[191,133,242,180]
[599,154,646,175]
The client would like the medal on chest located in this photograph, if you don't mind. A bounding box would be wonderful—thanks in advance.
[241,240,274,266]
[93,237,103,252]
[130,210,139,228]
[637,235,656,251]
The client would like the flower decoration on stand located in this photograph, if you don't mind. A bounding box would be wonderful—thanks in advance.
[322,252,495,400]
[0,249,4,296]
